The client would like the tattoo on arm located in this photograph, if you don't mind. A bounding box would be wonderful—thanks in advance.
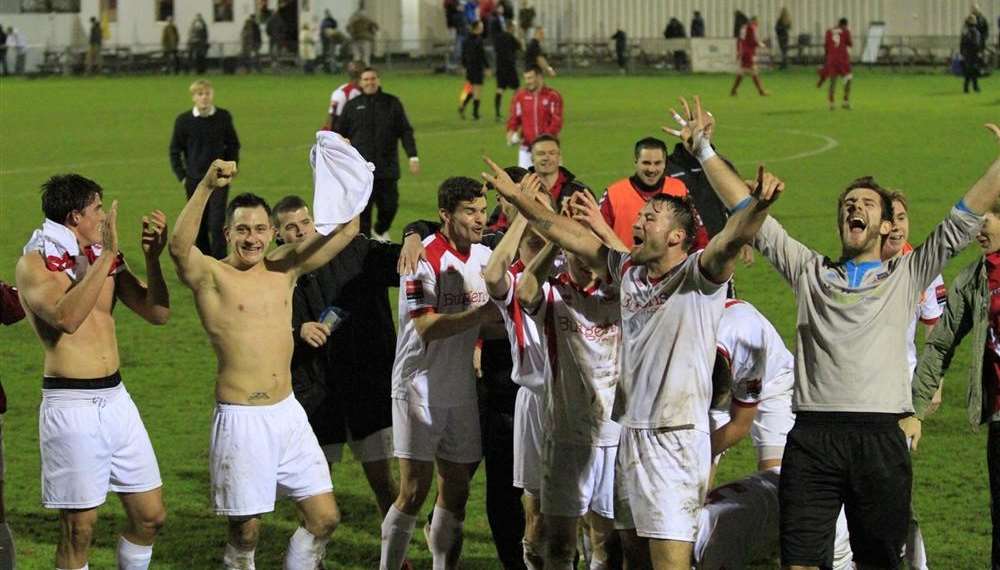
[248,392,271,402]
[535,218,553,231]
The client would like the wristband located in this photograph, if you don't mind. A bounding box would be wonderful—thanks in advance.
[409,156,420,162]
[729,196,753,214]
[695,144,717,163]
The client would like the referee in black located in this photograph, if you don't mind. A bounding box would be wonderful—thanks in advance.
[460,20,489,121]
[168,79,240,259]
[493,19,521,121]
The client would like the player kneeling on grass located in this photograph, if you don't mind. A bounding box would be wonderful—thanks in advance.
[16,175,170,570]
[169,158,361,570]
[481,106,784,568]
[516,186,623,570]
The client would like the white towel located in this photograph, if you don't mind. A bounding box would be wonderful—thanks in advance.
[309,131,374,235]
[22,219,123,281]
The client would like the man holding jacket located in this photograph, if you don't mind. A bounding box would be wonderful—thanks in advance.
[335,67,420,240]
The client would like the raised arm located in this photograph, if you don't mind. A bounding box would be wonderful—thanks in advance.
[569,190,627,253]
[517,241,558,312]
[168,159,236,288]
[484,173,546,298]
[115,209,170,325]
[269,216,361,278]
[956,124,1000,214]
[700,166,785,284]
[15,202,120,334]
[482,156,610,273]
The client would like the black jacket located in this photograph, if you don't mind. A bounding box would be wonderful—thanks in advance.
[290,236,400,444]
[334,89,418,180]
[666,142,731,237]
[462,34,489,73]
[168,108,241,182]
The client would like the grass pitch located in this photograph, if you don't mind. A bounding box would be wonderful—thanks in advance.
[0,68,997,568]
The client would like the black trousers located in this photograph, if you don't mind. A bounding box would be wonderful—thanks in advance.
[483,406,528,570]
[185,177,228,259]
[361,177,400,236]
[990,421,1000,569]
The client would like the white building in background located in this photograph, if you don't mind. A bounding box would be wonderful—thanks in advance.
[0,0,995,71]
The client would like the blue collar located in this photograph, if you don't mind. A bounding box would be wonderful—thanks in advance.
[843,259,882,288]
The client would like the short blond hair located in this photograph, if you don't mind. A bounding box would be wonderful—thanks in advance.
[189,79,213,94]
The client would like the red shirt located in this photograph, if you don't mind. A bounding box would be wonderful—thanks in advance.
[824,26,852,66]
[738,22,758,56]
[507,86,564,147]
[983,252,1000,415]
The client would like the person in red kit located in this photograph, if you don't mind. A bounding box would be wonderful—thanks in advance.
[0,280,21,569]
[730,16,769,97]
[818,18,853,110]
[507,65,564,169]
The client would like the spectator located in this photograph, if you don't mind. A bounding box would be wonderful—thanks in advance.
[86,16,102,75]
[734,10,749,38]
[479,0,496,22]
[0,25,8,76]
[611,28,627,74]
[168,79,241,258]
[972,3,989,51]
[319,9,338,72]
[265,11,286,70]
[444,0,467,71]
[299,22,317,73]
[463,0,480,25]
[162,16,180,74]
[663,17,686,39]
[347,8,378,66]
[334,67,420,239]
[518,0,535,37]
[691,10,705,38]
[775,7,792,70]
[240,14,261,73]
[961,15,983,93]
[188,13,209,74]
[8,28,25,75]
[489,2,508,40]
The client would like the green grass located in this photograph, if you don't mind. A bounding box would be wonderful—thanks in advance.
[0,68,997,568]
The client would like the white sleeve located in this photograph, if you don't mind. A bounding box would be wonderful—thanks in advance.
[329,89,346,116]
[918,274,946,323]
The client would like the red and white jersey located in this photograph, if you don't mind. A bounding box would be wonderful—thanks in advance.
[695,467,781,565]
[907,274,945,379]
[328,81,360,117]
[609,250,728,432]
[492,260,550,392]
[392,233,491,407]
[715,299,795,408]
[824,26,852,66]
[506,85,564,147]
[531,274,622,446]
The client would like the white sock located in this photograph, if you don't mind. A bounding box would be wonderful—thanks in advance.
[223,542,256,570]
[906,518,928,570]
[380,505,416,570]
[56,566,88,570]
[116,536,153,570]
[284,526,329,570]
[428,506,463,570]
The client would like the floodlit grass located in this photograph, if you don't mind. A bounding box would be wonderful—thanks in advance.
[0,67,997,568]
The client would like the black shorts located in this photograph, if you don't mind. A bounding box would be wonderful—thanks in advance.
[496,66,519,90]
[779,412,911,569]
[466,67,484,85]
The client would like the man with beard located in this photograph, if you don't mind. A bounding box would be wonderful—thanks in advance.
[666,98,1000,568]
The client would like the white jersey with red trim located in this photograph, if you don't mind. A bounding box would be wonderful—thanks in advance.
[391,233,491,407]
[715,299,795,408]
[695,467,781,565]
[532,274,622,446]
[329,81,360,117]
[492,260,549,391]
[609,250,728,431]
[906,274,945,379]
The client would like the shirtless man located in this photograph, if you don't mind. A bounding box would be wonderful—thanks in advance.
[15,174,170,570]
[169,159,360,569]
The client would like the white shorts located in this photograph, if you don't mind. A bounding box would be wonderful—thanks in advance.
[541,439,616,519]
[392,398,481,464]
[513,388,544,491]
[322,426,394,464]
[614,427,710,541]
[518,145,532,169]
[40,383,161,509]
[210,394,332,516]
[695,468,780,566]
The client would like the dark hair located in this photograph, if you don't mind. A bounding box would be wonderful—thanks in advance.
[649,194,697,252]
[837,176,893,225]
[484,166,529,190]
[839,17,848,27]
[41,174,103,224]
[887,190,908,216]
[633,137,668,160]
[226,193,273,226]
[438,177,485,213]
[524,64,543,75]
[272,195,308,224]
[361,66,378,76]
[530,133,560,150]
[556,182,595,212]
